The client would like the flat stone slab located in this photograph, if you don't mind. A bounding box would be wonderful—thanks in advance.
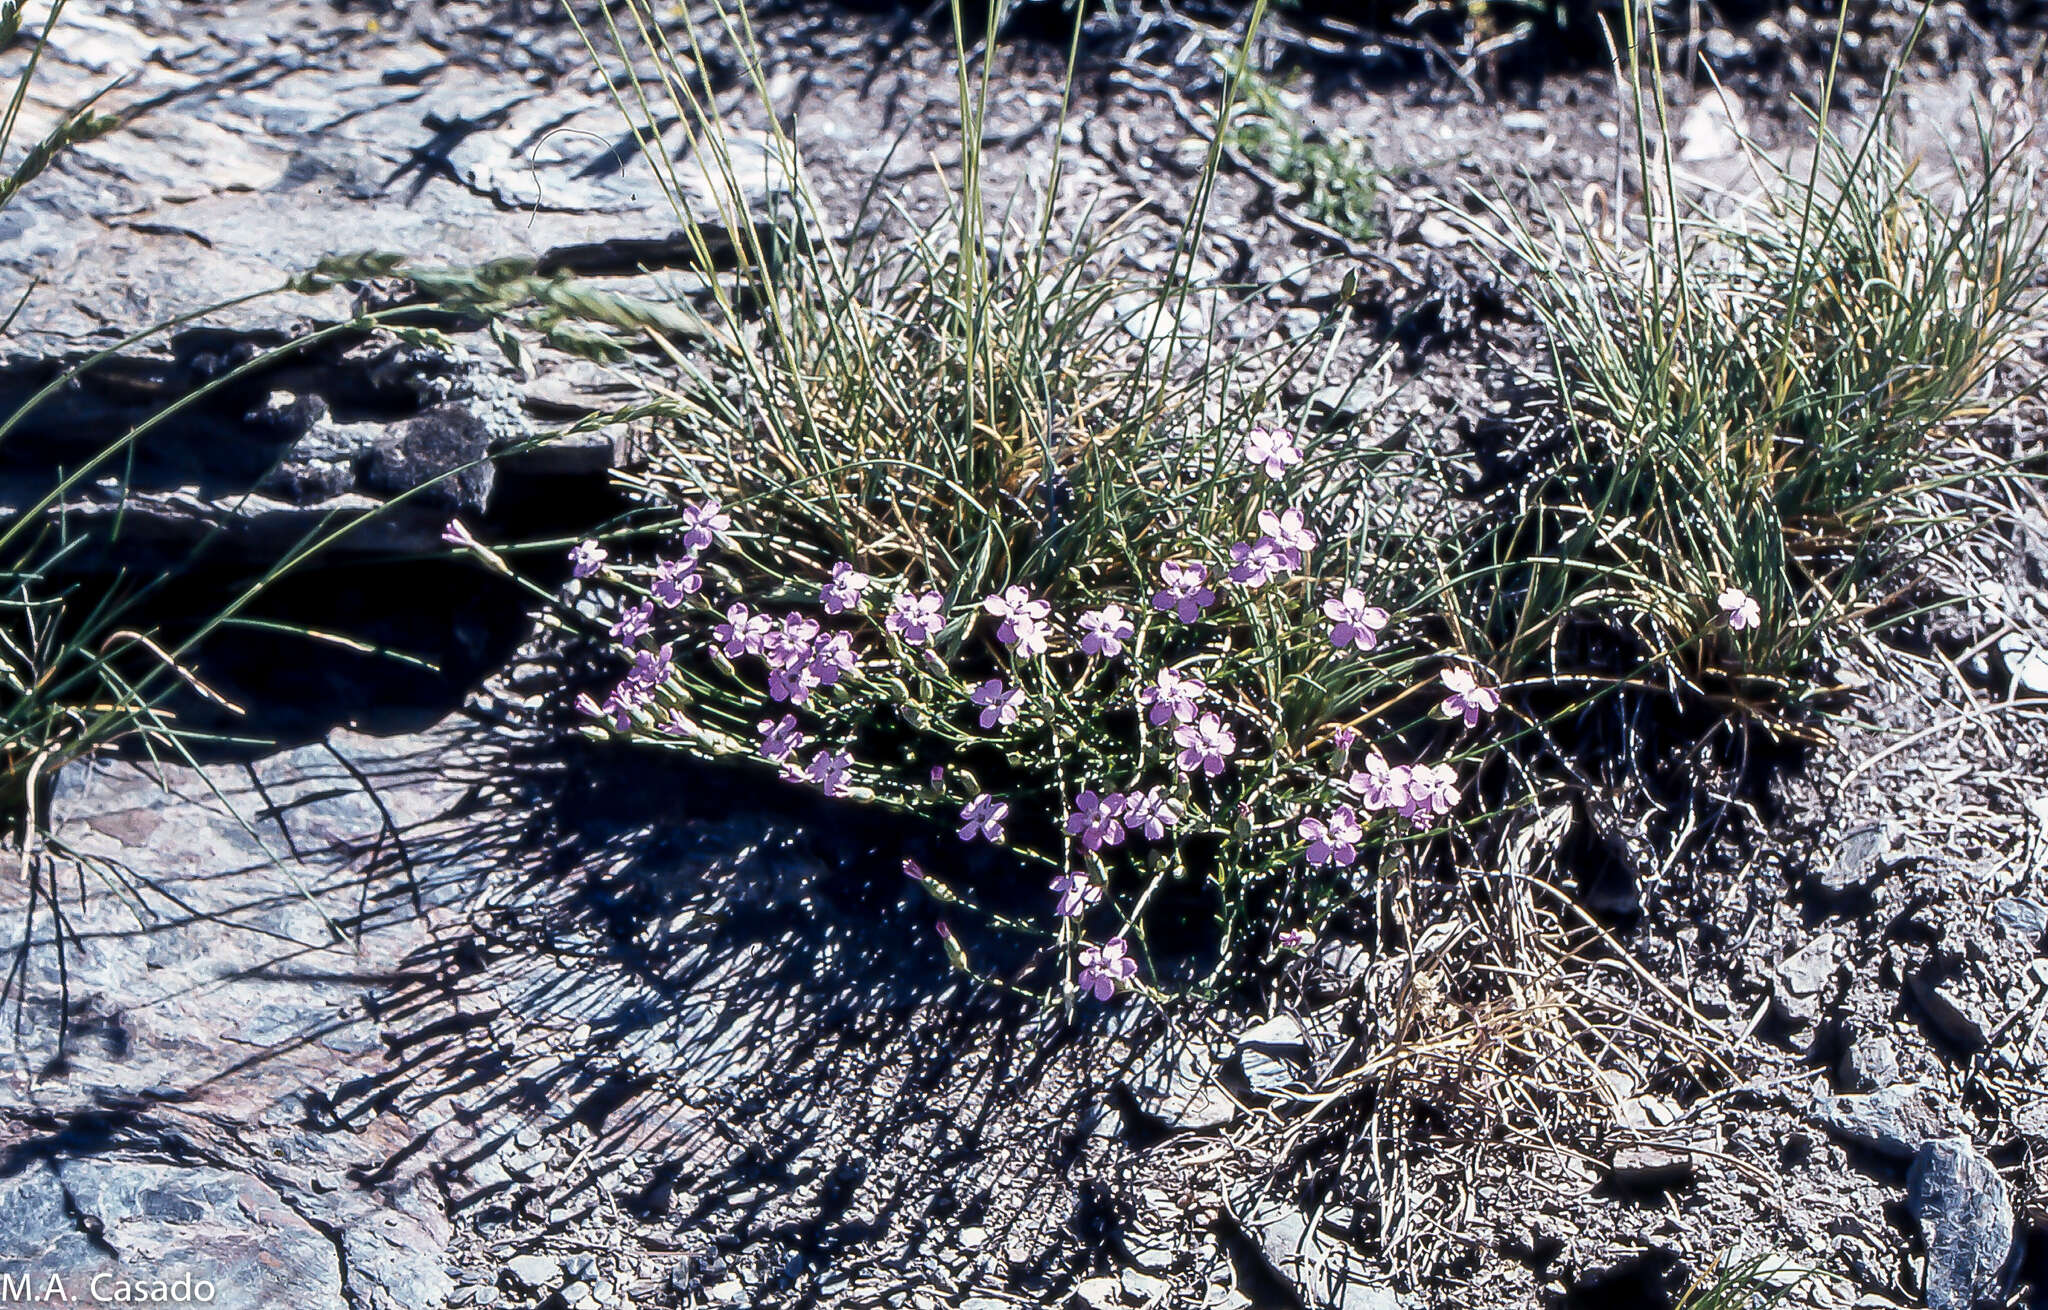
[0,1160,345,1310]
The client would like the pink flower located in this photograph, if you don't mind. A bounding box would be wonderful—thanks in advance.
[805,748,853,797]
[623,643,673,691]
[1241,425,1301,480]
[1138,667,1207,727]
[1719,587,1760,631]
[1258,507,1317,566]
[569,539,608,578]
[811,630,857,683]
[1051,871,1101,918]
[1152,561,1216,623]
[971,677,1024,730]
[1065,790,1129,851]
[1299,805,1363,867]
[1440,667,1501,727]
[958,793,1008,843]
[902,857,927,881]
[1348,749,1408,813]
[768,661,822,705]
[887,590,945,644]
[757,714,805,764]
[1121,786,1184,842]
[822,562,871,615]
[1227,538,1288,589]
[1324,587,1389,650]
[651,555,702,607]
[679,498,731,551]
[441,518,480,548]
[580,687,637,732]
[715,603,773,657]
[1400,762,1460,827]
[1276,927,1316,951]
[1077,605,1134,658]
[1077,937,1138,1000]
[610,601,654,646]
[983,586,1053,656]
[1172,713,1237,777]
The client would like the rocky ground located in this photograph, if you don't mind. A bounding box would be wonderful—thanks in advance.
[3,2,2048,1309]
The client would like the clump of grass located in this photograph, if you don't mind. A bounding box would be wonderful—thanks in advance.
[1224,58,1378,242]
[531,0,1504,994]
[1467,12,2046,727]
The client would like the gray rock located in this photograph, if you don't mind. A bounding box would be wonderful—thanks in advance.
[1911,976,1992,1052]
[1812,1085,1956,1159]
[1608,1145,1694,1190]
[362,403,498,512]
[1413,216,1461,250]
[1837,1031,1901,1093]
[1815,824,1892,894]
[1908,1138,2012,1310]
[1227,1192,1407,1310]
[1996,633,2048,695]
[505,1254,563,1291]
[1777,932,1839,997]
[1127,1036,1238,1131]
[1235,1015,1312,1097]
[0,1160,344,1310]
[333,1201,456,1310]
[1990,897,2046,946]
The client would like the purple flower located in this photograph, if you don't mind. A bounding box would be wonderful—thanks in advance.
[1299,805,1363,867]
[715,603,773,657]
[1276,927,1316,951]
[902,857,927,881]
[805,748,853,797]
[822,562,872,615]
[757,714,805,764]
[982,586,1053,655]
[650,556,702,608]
[569,538,608,579]
[1440,667,1502,727]
[760,613,837,703]
[1065,789,1129,852]
[610,600,654,646]
[1719,587,1760,631]
[441,518,479,548]
[1152,561,1215,623]
[887,590,945,644]
[583,686,638,732]
[1349,749,1408,814]
[1138,667,1207,727]
[958,793,1008,843]
[1121,786,1184,842]
[1331,726,1359,755]
[623,643,673,691]
[1258,507,1317,566]
[1051,871,1101,918]
[1400,762,1459,827]
[1077,605,1133,658]
[1323,587,1389,651]
[1172,713,1237,777]
[1227,537,1288,589]
[768,661,822,705]
[971,677,1025,730]
[1077,937,1138,1000]
[679,498,731,551]
[810,630,857,684]
[1241,425,1301,480]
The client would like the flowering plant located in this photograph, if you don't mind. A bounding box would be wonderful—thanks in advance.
[538,15,1504,999]
[569,393,1501,999]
